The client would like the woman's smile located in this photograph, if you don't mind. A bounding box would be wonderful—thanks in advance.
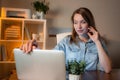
[77,29,84,33]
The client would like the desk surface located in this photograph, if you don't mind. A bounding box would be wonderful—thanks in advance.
[81,69,120,80]
[1,69,120,80]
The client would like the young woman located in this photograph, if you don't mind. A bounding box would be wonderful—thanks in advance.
[20,7,111,73]
[54,7,111,73]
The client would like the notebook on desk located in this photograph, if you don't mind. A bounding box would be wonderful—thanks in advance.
[13,48,66,80]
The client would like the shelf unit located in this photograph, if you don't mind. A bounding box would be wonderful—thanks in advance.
[0,18,47,62]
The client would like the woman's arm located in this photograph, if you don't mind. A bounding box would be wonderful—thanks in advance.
[95,40,112,73]
[88,27,112,73]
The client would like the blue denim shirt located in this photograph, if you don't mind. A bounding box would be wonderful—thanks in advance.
[54,35,108,71]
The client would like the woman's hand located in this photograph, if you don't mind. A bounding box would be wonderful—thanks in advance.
[20,40,38,53]
[88,27,112,73]
[87,27,99,43]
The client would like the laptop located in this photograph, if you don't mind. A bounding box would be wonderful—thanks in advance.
[13,48,66,80]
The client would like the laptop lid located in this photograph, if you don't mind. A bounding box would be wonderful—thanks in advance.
[14,48,66,80]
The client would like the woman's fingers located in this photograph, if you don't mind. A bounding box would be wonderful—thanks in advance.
[88,26,99,42]
[23,44,26,53]
[19,40,37,53]
[20,44,23,50]
[27,40,33,53]
[87,32,91,37]
[88,27,97,35]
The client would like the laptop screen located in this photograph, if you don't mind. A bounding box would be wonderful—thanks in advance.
[14,48,66,80]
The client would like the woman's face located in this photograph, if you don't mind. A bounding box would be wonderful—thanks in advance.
[73,13,89,37]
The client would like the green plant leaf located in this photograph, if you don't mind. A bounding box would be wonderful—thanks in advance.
[32,0,49,14]
[67,60,86,75]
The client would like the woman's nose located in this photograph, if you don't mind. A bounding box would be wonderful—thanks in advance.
[78,23,82,29]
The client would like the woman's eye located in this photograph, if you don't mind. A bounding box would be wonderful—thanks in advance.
[81,20,87,24]
[74,21,77,24]
[73,20,87,24]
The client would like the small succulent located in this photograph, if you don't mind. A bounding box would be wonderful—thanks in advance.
[66,60,86,75]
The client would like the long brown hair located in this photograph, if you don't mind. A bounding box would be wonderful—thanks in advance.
[70,7,97,43]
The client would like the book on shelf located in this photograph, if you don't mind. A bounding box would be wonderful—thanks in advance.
[4,25,21,40]
[0,45,7,61]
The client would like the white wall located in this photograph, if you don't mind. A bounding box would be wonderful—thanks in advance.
[0,0,120,68]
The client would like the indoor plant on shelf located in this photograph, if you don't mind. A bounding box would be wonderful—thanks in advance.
[66,60,86,80]
[32,0,49,19]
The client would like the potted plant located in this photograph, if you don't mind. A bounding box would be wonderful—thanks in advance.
[66,60,86,80]
[32,0,49,19]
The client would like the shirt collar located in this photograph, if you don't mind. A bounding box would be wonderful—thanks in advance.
[87,39,93,43]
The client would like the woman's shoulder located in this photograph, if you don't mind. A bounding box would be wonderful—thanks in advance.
[54,35,72,50]
[61,35,72,42]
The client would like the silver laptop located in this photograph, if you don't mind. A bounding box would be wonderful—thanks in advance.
[14,48,66,80]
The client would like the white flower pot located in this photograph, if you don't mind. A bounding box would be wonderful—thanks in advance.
[69,74,81,80]
[36,11,41,19]
[33,11,45,19]
[40,11,45,19]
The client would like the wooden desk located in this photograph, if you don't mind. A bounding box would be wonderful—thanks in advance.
[81,69,120,80]
[1,69,120,80]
